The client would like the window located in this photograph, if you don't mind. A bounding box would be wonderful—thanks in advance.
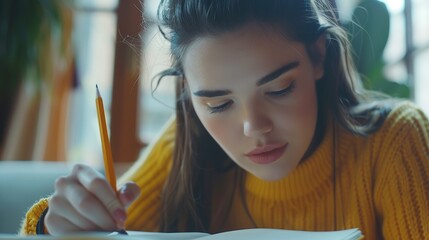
[139,0,175,142]
[68,0,118,165]
[339,0,429,113]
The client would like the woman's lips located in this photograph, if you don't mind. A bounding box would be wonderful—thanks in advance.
[245,143,288,164]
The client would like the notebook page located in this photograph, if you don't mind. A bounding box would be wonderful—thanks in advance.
[194,228,362,240]
[125,231,209,240]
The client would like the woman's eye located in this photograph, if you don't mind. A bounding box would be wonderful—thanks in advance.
[266,81,295,97]
[207,101,233,113]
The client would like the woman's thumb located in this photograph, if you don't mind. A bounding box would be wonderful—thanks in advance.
[118,182,141,207]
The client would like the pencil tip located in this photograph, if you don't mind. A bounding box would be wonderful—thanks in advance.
[96,84,101,97]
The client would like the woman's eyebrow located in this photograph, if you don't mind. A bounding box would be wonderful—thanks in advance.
[192,61,300,98]
[193,89,231,97]
[256,61,300,86]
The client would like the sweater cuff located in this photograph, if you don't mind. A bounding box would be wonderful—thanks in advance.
[20,198,49,235]
[36,207,49,234]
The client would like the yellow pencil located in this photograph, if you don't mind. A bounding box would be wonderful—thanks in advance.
[95,85,117,191]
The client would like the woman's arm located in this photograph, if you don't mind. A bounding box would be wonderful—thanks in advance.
[375,104,429,239]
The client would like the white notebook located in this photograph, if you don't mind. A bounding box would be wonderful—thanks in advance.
[0,228,362,240]
[120,228,363,240]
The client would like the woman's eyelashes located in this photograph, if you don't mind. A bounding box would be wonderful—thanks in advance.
[266,81,296,97]
[207,100,233,114]
[205,81,296,114]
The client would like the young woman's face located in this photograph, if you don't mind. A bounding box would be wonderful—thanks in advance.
[183,24,325,181]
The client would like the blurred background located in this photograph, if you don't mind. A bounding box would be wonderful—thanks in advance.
[1,0,428,168]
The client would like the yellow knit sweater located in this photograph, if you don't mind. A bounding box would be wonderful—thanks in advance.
[21,102,429,239]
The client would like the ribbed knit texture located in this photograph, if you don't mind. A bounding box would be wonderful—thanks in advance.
[21,102,429,239]
[19,198,49,235]
[119,116,176,231]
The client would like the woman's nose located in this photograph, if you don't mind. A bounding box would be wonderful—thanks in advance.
[242,106,273,138]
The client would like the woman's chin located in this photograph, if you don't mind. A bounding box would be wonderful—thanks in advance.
[251,168,293,182]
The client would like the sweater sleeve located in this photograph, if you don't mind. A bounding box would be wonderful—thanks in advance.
[374,103,429,239]
[118,116,176,231]
[19,198,49,235]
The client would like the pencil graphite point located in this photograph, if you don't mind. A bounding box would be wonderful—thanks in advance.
[96,84,101,98]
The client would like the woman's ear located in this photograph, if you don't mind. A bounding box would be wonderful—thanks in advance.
[311,35,327,80]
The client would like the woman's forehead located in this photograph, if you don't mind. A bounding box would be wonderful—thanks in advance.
[182,24,306,86]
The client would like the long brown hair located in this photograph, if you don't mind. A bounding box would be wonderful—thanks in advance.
[153,0,394,232]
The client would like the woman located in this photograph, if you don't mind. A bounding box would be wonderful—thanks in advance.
[21,0,429,239]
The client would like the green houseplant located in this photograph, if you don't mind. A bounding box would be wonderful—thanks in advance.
[345,0,410,98]
[0,0,70,151]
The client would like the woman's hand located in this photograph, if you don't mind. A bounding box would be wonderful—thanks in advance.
[45,164,141,235]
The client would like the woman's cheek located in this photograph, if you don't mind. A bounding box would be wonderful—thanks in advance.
[201,117,231,145]
[192,100,234,140]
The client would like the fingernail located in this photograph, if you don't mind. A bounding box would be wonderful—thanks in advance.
[114,209,126,223]
[119,184,128,193]
[120,189,134,203]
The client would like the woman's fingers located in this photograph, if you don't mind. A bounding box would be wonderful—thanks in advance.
[48,194,100,231]
[44,211,81,236]
[72,164,126,228]
[118,182,141,207]
[46,164,133,235]
[55,173,118,231]
[65,184,118,230]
